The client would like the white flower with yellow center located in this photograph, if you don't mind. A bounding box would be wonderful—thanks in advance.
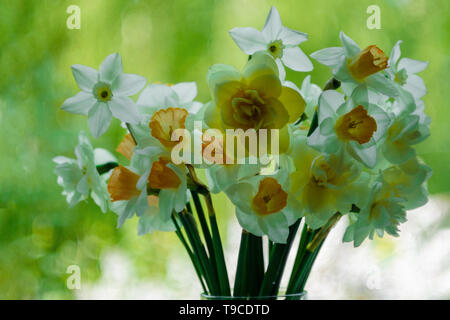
[225,169,299,243]
[387,40,428,100]
[382,105,430,165]
[311,32,397,98]
[343,157,431,247]
[288,132,369,229]
[308,90,390,168]
[62,53,146,138]
[229,6,313,81]
[53,132,116,212]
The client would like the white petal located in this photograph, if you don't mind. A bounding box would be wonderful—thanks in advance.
[276,58,286,81]
[137,84,178,107]
[398,57,429,74]
[339,31,361,57]
[310,47,345,67]
[88,102,112,138]
[366,73,398,97]
[109,96,141,124]
[112,73,146,96]
[71,65,98,92]
[262,6,283,41]
[94,148,117,166]
[388,40,402,70]
[99,53,123,83]
[171,82,197,104]
[281,47,313,72]
[349,142,377,168]
[61,92,96,115]
[404,74,427,99]
[319,90,345,118]
[229,27,267,55]
[279,27,308,45]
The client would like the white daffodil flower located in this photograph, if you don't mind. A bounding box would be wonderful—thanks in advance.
[387,40,428,100]
[382,105,430,164]
[343,157,431,247]
[229,6,313,80]
[137,82,203,116]
[288,132,369,229]
[53,132,116,212]
[225,169,300,243]
[307,89,390,168]
[62,53,146,138]
[311,31,397,98]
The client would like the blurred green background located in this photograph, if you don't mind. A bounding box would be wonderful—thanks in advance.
[0,0,448,299]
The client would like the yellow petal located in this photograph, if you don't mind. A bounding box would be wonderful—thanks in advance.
[149,158,181,190]
[278,86,306,123]
[248,74,281,98]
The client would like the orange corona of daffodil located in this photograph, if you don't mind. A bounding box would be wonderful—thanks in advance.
[107,165,141,201]
[149,107,189,149]
[335,105,377,144]
[205,51,306,152]
[251,177,288,216]
[148,157,181,190]
[116,133,136,160]
[347,45,388,81]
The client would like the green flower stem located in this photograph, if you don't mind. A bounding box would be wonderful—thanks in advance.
[177,210,220,295]
[306,212,342,252]
[186,164,230,296]
[125,122,138,144]
[233,230,249,297]
[247,233,264,296]
[171,214,207,294]
[286,224,315,293]
[190,191,220,291]
[258,219,301,297]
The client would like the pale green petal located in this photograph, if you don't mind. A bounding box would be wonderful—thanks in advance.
[229,27,267,55]
[99,53,123,83]
[88,102,112,138]
[61,91,96,115]
[71,64,98,92]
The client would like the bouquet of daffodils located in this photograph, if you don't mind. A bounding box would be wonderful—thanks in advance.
[55,7,431,299]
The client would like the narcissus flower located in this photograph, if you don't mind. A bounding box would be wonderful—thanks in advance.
[229,6,313,80]
[137,82,203,116]
[61,53,146,138]
[311,32,397,97]
[308,90,390,168]
[53,132,116,212]
[226,170,299,243]
[288,132,368,229]
[382,106,430,164]
[343,157,431,247]
[205,51,306,153]
[387,40,428,100]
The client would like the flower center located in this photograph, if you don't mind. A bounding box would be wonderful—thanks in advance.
[310,157,337,186]
[149,108,188,149]
[267,40,284,59]
[94,82,113,102]
[347,45,388,81]
[231,89,273,129]
[148,157,181,190]
[107,166,140,201]
[251,177,288,216]
[394,68,408,85]
[335,105,377,144]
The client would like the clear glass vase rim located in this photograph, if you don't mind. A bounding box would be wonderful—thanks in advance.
[201,290,307,300]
